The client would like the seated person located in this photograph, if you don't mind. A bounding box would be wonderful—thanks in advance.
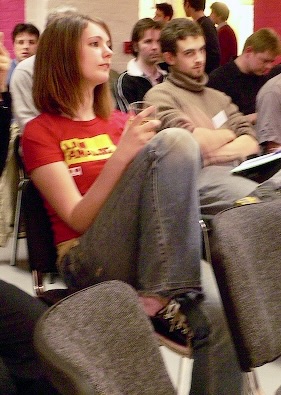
[183,0,220,74]
[153,4,174,72]
[22,14,244,394]
[145,18,281,217]
[114,18,167,112]
[207,28,281,124]
[7,23,39,87]
[0,33,12,177]
[256,73,281,153]
[266,62,281,80]
[10,6,78,133]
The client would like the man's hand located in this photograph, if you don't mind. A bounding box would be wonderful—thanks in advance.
[245,113,257,125]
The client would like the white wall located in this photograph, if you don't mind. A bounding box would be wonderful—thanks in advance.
[139,0,254,54]
[25,0,49,33]
[26,0,140,73]
[26,0,253,72]
[205,0,253,54]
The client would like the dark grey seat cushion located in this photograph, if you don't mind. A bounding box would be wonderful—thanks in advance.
[211,200,281,370]
[34,280,176,395]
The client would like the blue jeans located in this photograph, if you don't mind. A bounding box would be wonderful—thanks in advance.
[61,128,243,394]
[61,128,202,295]
[190,260,243,395]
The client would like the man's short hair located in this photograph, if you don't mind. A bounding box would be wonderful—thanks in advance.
[183,0,206,11]
[210,2,229,21]
[156,3,174,20]
[12,23,40,42]
[243,28,281,56]
[131,18,163,57]
[160,18,204,54]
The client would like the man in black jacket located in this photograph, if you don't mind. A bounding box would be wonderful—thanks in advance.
[114,18,167,112]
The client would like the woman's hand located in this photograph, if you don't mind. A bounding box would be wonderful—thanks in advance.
[115,105,161,164]
[0,33,11,92]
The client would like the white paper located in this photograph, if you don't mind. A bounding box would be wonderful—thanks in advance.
[231,151,281,173]
[212,110,227,129]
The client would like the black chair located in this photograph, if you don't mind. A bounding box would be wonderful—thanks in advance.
[10,134,28,266]
[22,179,71,306]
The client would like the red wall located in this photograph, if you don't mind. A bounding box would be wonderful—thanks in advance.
[254,0,281,36]
[0,0,25,57]
[254,0,281,64]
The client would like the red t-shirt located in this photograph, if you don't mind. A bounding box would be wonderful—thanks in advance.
[22,110,128,244]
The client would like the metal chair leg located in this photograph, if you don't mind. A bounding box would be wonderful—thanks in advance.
[10,179,27,266]
[176,356,191,395]
[199,219,212,264]
[10,182,24,266]
[244,370,265,395]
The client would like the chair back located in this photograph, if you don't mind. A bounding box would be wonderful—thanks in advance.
[22,180,57,273]
[21,180,71,304]
[34,280,176,395]
[211,200,281,371]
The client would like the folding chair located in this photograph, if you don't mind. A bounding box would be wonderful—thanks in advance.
[24,179,194,392]
[34,280,177,395]
[211,200,281,395]
[10,134,28,266]
[21,179,71,305]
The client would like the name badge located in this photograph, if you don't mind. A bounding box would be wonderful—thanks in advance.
[212,110,227,129]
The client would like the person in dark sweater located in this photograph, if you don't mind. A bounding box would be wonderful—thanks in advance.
[183,0,220,74]
[208,28,281,125]
[266,62,281,80]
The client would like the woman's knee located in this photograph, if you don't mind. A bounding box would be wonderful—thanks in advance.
[156,128,200,161]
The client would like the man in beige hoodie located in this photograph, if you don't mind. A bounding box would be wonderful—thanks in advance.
[145,18,281,216]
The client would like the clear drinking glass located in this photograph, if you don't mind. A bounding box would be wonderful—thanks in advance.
[129,101,157,124]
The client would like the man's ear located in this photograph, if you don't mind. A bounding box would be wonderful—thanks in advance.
[244,46,254,55]
[132,42,139,55]
[163,51,175,65]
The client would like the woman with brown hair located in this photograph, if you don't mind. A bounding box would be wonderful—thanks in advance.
[22,14,243,394]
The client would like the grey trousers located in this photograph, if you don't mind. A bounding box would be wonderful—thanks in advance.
[199,165,258,216]
[199,164,281,216]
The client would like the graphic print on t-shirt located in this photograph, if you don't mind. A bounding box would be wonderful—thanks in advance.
[60,134,117,166]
